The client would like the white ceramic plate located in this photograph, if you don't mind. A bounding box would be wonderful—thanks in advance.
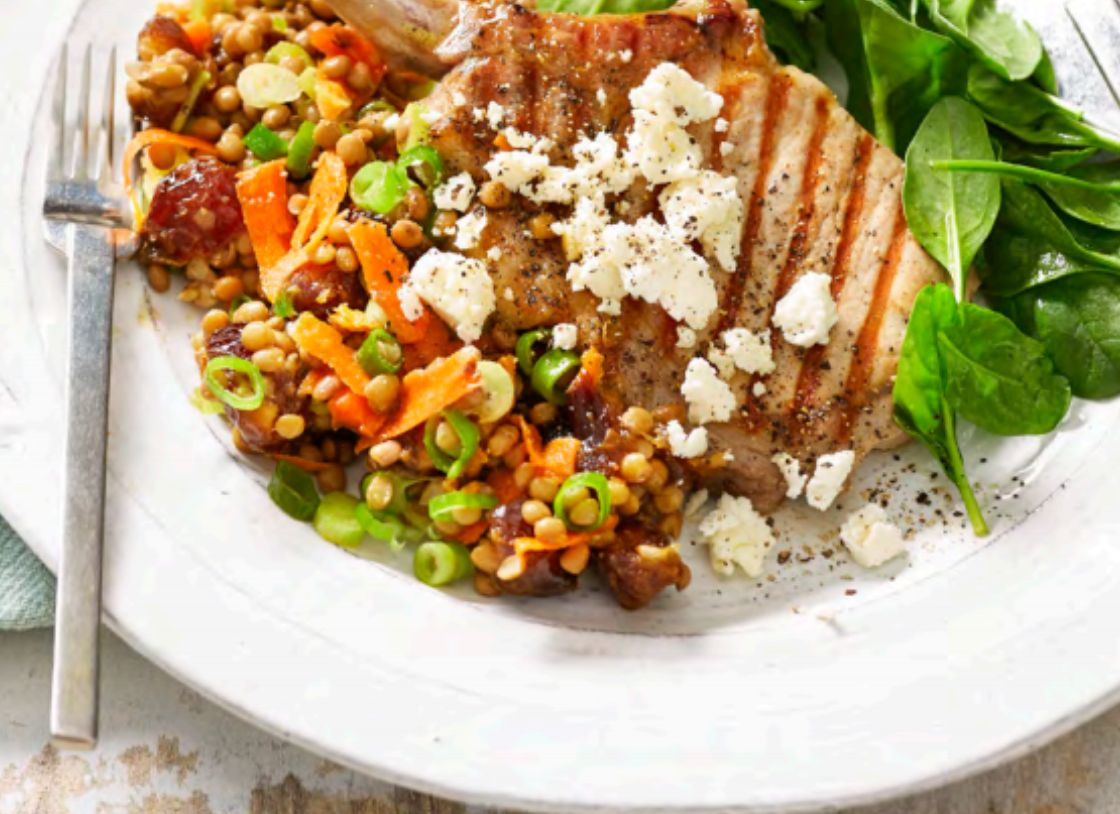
[7,0,1120,810]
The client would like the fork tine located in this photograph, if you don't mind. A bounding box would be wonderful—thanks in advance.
[96,47,117,184]
[50,44,68,181]
[73,44,92,180]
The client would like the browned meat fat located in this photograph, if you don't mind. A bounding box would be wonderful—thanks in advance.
[416,0,943,511]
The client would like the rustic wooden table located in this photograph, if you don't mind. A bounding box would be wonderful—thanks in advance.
[0,629,1115,813]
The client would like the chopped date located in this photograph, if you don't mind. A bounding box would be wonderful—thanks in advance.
[142,158,244,265]
[288,266,368,319]
[138,16,196,60]
[487,501,577,597]
[596,524,690,610]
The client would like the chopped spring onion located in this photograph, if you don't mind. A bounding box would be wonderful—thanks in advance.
[228,293,250,316]
[423,409,480,481]
[400,102,432,151]
[473,361,516,424]
[313,492,365,548]
[355,503,415,552]
[359,471,432,530]
[553,472,611,531]
[286,120,316,179]
[264,42,311,68]
[516,328,551,376]
[272,289,296,318]
[356,328,403,375]
[237,62,302,109]
[203,355,266,411]
[268,461,320,521]
[296,66,318,100]
[413,541,473,587]
[397,145,444,190]
[171,69,211,134]
[427,491,499,523]
[243,123,288,161]
[531,349,581,405]
[350,160,411,215]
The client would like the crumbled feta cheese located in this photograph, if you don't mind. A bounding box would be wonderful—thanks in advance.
[484,150,552,193]
[454,208,488,251]
[630,63,722,125]
[397,284,424,322]
[552,322,578,350]
[626,111,704,184]
[681,358,736,424]
[773,272,839,347]
[552,198,611,261]
[501,128,554,154]
[752,381,767,397]
[684,488,709,518]
[433,172,476,213]
[619,49,633,63]
[666,420,709,459]
[677,327,697,349]
[708,328,775,379]
[402,250,496,343]
[486,246,503,262]
[452,91,467,107]
[471,107,484,123]
[596,88,607,105]
[659,170,743,271]
[840,503,906,568]
[699,494,774,577]
[771,453,807,499]
[503,286,515,302]
[805,450,855,510]
[714,117,729,133]
[486,101,505,128]
[720,141,735,157]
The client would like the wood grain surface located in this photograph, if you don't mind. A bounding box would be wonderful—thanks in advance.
[0,629,1115,814]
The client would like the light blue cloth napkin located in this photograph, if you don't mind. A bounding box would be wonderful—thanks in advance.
[0,517,54,630]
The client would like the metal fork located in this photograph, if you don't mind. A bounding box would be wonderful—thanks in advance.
[42,43,126,750]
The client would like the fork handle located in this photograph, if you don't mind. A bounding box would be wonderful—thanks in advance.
[51,223,116,749]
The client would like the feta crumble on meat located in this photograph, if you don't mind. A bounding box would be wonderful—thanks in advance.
[596,88,607,105]
[451,90,467,107]
[401,250,496,343]
[484,150,552,193]
[773,271,839,347]
[433,172,476,213]
[708,328,775,379]
[629,63,723,125]
[486,101,505,128]
[454,208,488,251]
[627,111,705,184]
[840,504,906,568]
[805,450,855,510]
[681,358,736,424]
[659,170,743,271]
[715,117,729,133]
[666,420,709,459]
[619,48,633,63]
[552,198,611,261]
[676,327,697,349]
[486,246,503,262]
[699,494,774,577]
[771,452,807,499]
[752,381,767,397]
[552,323,578,350]
[720,141,735,157]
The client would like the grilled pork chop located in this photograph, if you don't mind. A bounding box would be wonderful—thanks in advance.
[335,0,944,512]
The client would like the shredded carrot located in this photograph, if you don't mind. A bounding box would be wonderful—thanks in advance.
[579,347,604,387]
[235,160,295,271]
[260,151,348,302]
[182,18,212,56]
[374,347,482,441]
[328,388,385,437]
[513,516,619,554]
[401,319,458,371]
[349,220,430,344]
[541,437,582,480]
[515,415,546,468]
[290,313,371,396]
[270,453,334,473]
[308,25,387,80]
[315,73,353,120]
[122,128,219,227]
[493,132,512,151]
[452,521,489,545]
[486,468,522,503]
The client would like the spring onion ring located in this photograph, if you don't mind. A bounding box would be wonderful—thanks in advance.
[397,145,444,189]
[423,409,481,482]
[413,541,473,587]
[427,491,499,522]
[350,160,411,214]
[516,328,551,376]
[204,355,266,411]
[313,492,365,548]
[355,503,414,552]
[554,472,611,530]
[356,328,403,375]
[531,349,581,405]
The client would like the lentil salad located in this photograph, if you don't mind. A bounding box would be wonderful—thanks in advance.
[124,0,693,609]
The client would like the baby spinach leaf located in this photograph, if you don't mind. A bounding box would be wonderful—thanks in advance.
[1031,49,1058,95]
[1000,276,1120,399]
[999,139,1096,173]
[824,0,967,152]
[1042,162,1120,231]
[904,97,1000,300]
[981,182,1120,296]
[755,0,816,70]
[938,302,1071,434]
[925,0,1042,82]
[893,284,987,535]
[536,0,676,12]
[967,63,1120,153]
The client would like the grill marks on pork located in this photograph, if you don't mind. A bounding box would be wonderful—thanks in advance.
[423,0,943,509]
